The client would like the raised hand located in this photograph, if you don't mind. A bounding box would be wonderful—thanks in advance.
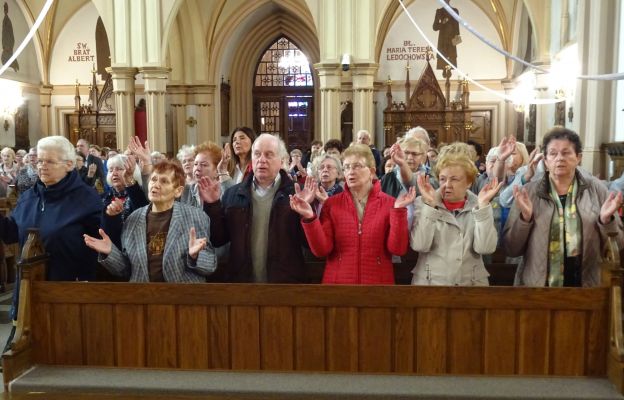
[128,136,151,165]
[315,185,329,203]
[524,151,543,183]
[600,191,623,225]
[188,227,207,260]
[217,143,232,176]
[289,194,314,219]
[498,135,516,162]
[294,176,317,204]
[390,143,406,167]
[477,177,503,208]
[197,176,221,204]
[87,163,97,178]
[106,198,124,217]
[416,174,438,207]
[123,157,135,183]
[394,186,416,208]
[513,185,533,221]
[83,229,113,255]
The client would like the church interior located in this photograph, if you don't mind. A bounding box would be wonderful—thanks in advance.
[0,0,623,399]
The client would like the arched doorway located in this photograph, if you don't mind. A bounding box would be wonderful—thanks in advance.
[253,36,314,151]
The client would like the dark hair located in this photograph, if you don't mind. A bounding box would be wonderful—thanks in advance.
[466,140,483,157]
[311,140,323,147]
[324,139,344,153]
[542,126,582,156]
[75,151,85,161]
[152,160,186,188]
[228,127,256,175]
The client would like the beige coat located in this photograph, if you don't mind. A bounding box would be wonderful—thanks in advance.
[410,191,497,286]
[503,169,623,287]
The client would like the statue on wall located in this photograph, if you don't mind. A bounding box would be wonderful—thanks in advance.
[432,0,460,71]
[1,2,18,72]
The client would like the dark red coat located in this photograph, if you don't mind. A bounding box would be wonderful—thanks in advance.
[302,180,408,284]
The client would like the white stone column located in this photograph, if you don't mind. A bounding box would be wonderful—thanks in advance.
[314,63,342,143]
[39,85,52,137]
[351,63,378,140]
[575,0,618,173]
[106,67,138,150]
[501,80,517,143]
[140,67,171,153]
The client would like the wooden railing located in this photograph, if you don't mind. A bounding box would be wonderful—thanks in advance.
[2,232,624,394]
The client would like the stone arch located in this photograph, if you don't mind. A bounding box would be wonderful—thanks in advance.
[228,12,320,130]
[164,0,208,83]
[12,0,46,82]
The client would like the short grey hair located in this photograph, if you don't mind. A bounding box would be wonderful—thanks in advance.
[313,154,343,180]
[37,136,76,167]
[405,126,431,148]
[107,154,128,170]
[176,145,195,162]
[252,133,288,160]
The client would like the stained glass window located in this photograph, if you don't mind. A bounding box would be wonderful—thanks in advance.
[255,37,313,87]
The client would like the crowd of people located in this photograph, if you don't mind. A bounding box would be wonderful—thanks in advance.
[0,125,621,291]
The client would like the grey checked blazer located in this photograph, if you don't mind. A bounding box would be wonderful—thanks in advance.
[100,202,216,282]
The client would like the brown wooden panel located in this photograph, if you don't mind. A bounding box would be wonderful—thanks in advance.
[260,306,293,370]
[114,304,145,367]
[146,305,177,368]
[178,305,208,369]
[50,304,83,365]
[82,304,115,366]
[484,309,516,374]
[294,307,325,370]
[208,306,230,369]
[230,306,260,369]
[32,282,609,310]
[517,310,550,375]
[359,308,392,372]
[586,309,608,376]
[448,309,484,374]
[393,308,414,373]
[31,302,52,364]
[326,307,358,372]
[416,308,447,374]
[551,310,586,376]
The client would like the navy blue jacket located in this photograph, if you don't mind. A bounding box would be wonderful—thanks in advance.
[0,169,102,281]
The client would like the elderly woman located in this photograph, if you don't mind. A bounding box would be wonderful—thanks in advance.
[85,161,216,282]
[101,154,149,249]
[381,137,431,198]
[503,127,623,287]
[0,147,18,195]
[216,127,256,188]
[411,143,502,286]
[177,145,195,185]
[181,141,223,207]
[290,144,415,284]
[15,147,38,194]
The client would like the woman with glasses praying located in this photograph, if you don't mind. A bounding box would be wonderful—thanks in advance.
[309,154,343,214]
[290,144,415,284]
[503,127,624,287]
[381,137,433,199]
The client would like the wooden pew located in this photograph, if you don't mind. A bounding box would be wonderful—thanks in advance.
[3,232,624,397]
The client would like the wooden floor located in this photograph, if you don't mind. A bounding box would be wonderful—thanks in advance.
[1,394,257,400]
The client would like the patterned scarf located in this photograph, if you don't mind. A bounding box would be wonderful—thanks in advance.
[547,177,581,287]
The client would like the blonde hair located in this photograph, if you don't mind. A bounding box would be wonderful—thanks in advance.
[400,137,426,152]
[514,141,530,167]
[433,143,479,184]
[342,144,375,169]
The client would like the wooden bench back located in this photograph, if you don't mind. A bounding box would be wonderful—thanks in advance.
[27,283,609,376]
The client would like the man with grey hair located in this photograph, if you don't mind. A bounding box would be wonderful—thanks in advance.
[199,134,308,283]
[355,129,381,176]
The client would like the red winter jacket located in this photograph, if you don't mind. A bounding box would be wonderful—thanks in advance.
[301,180,408,284]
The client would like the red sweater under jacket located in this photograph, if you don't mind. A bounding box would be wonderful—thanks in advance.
[301,180,408,284]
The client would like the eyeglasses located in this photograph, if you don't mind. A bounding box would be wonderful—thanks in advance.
[343,163,367,171]
[546,150,576,159]
[36,159,68,167]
